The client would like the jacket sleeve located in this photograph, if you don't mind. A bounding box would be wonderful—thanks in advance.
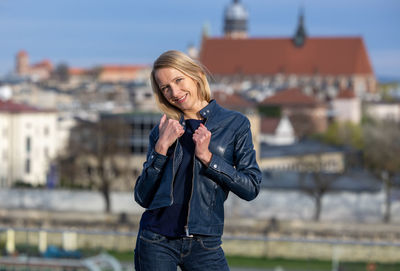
[134,129,168,208]
[204,118,262,201]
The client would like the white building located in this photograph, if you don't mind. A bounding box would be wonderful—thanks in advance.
[260,115,296,146]
[364,102,400,122]
[332,89,361,124]
[0,100,58,187]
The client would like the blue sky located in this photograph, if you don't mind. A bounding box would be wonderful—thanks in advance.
[1,0,399,79]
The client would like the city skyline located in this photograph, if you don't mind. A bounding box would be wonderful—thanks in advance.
[1,0,399,80]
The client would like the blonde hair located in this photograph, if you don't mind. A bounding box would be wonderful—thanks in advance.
[150,50,211,120]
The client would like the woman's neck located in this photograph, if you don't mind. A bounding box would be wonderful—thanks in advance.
[183,100,209,120]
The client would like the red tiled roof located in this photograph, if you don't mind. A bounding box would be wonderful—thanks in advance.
[0,100,46,113]
[212,90,254,109]
[17,50,28,57]
[69,68,88,76]
[100,65,145,72]
[336,88,356,99]
[261,117,280,134]
[200,37,374,76]
[260,88,319,106]
[32,59,53,69]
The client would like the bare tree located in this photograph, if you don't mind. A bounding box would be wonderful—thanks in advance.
[297,154,343,221]
[363,120,400,223]
[57,116,132,213]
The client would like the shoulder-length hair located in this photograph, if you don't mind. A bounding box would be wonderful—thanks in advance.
[150,50,211,120]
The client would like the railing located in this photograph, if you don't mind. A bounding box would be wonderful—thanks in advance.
[1,227,400,269]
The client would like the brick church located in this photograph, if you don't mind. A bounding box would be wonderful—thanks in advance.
[199,0,376,100]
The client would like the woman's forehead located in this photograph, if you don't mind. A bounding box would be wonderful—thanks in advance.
[155,68,186,83]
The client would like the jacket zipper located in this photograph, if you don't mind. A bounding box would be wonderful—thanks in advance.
[170,140,179,206]
[185,117,208,237]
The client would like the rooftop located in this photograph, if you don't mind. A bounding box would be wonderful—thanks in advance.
[261,117,280,134]
[200,37,373,76]
[260,88,320,106]
[212,90,254,110]
[0,100,53,113]
[261,140,344,158]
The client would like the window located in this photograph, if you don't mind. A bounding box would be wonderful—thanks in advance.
[25,158,31,174]
[26,136,31,153]
[44,126,49,136]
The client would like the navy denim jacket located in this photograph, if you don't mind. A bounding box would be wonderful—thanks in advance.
[134,100,262,236]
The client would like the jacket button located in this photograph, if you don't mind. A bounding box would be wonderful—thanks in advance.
[213,164,217,169]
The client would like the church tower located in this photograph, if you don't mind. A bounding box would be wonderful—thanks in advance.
[16,50,29,75]
[293,8,307,47]
[223,0,248,39]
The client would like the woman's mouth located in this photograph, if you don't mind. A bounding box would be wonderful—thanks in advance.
[173,94,187,104]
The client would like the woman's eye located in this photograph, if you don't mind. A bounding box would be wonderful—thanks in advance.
[176,78,183,83]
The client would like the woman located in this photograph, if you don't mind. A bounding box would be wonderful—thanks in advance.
[134,50,261,271]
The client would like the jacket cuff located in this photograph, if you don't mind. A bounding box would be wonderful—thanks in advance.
[205,154,233,180]
[149,150,168,171]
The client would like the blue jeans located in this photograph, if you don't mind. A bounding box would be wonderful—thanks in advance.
[134,229,230,271]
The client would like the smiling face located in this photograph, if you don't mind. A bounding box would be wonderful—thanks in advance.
[155,67,208,119]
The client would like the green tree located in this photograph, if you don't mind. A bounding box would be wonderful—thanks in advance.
[320,121,363,150]
[318,119,400,223]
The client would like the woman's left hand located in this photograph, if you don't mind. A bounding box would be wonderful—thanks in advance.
[192,123,212,166]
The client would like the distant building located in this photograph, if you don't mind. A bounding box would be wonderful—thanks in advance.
[212,89,254,113]
[199,2,376,98]
[332,89,361,123]
[260,88,327,136]
[97,65,151,83]
[67,65,151,83]
[0,100,58,187]
[106,112,162,155]
[129,82,158,112]
[68,68,91,83]
[66,112,163,191]
[364,101,400,122]
[15,50,53,81]
[260,140,345,173]
[260,116,296,146]
[9,83,74,111]
[223,0,248,39]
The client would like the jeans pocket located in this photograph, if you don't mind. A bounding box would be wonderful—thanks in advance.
[198,235,222,250]
[139,229,167,244]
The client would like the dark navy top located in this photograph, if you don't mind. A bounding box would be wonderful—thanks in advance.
[140,119,203,238]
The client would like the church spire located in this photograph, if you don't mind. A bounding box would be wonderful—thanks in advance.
[293,7,307,47]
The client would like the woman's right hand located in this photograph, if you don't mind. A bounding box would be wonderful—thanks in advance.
[155,114,184,155]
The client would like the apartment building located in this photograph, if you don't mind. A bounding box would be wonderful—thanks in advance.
[0,100,57,187]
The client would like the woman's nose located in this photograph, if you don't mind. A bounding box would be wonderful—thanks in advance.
[170,84,180,97]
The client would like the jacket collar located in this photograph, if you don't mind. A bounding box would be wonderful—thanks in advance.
[199,99,217,119]
[179,99,218,125]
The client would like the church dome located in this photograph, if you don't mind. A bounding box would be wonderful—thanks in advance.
[225,0,248,21]
[224,0,248,38]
